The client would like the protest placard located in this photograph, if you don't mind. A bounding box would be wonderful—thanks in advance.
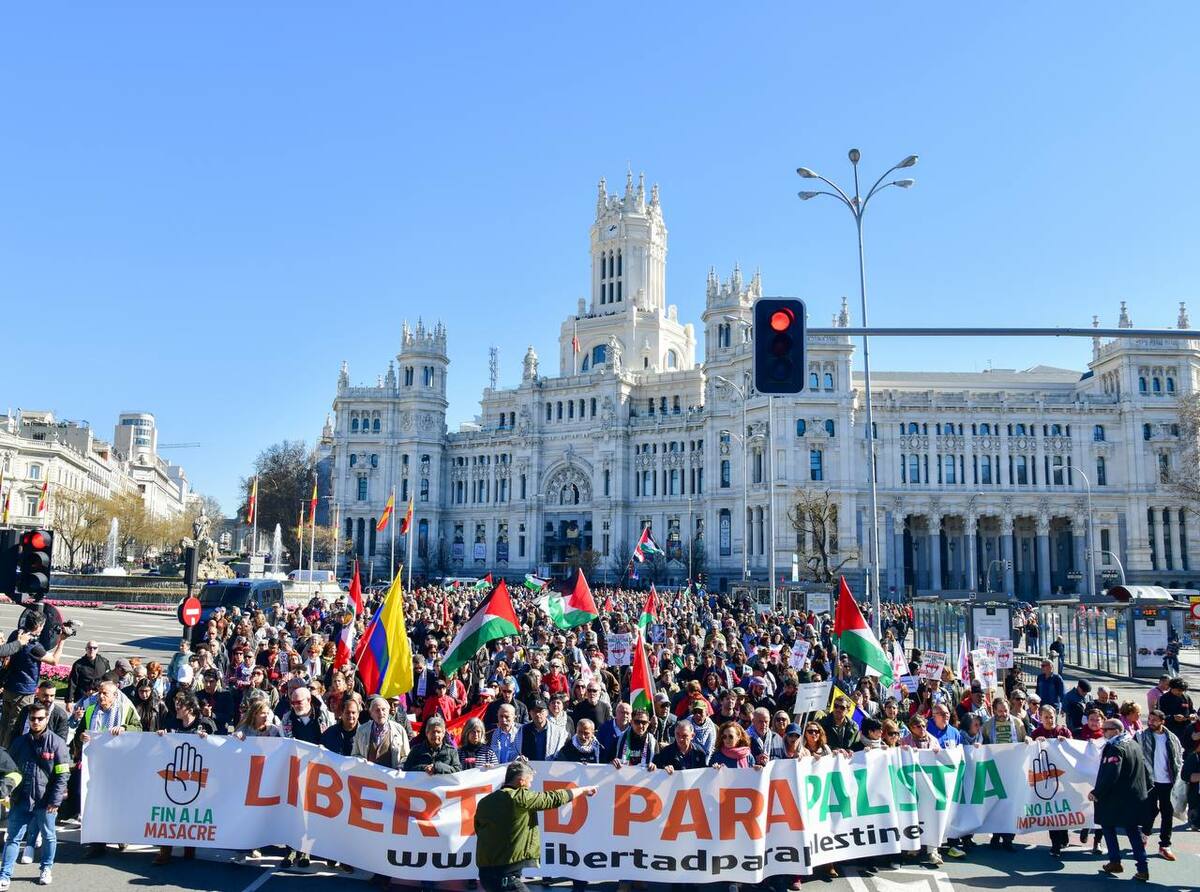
[789,640,811,669]
[995,640,1014,670]
[919,650,947,679]
[791,680,831,715]
[607,632,633,666]
[971,648,998,689]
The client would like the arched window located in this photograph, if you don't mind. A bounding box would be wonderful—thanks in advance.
[643,356,649,369]
[370,454,378,468]
[809,449,824,482]
[1093,424,1105,442]
[823,372,834,389]
[1015,423,1026,436]
[824,419,835,438]
[1050,424,1062,436]
[1152,377,1162,393]
[1139,377,1148,393]
[1167,377,1176,393]
[581,356,589,371]
[907,422,919,434]
[1096,456,1107,486]
[546,402,552,421]
[349,454,357,468]
[591,344,607,368]
[1143,423,1152,441]
[796,419,807,437]
[666,350,678,370]
[980,423,991,435]
[420,479,429,501]
[351,417,359,432]
[809,372,819,389]
[372,417,380,432]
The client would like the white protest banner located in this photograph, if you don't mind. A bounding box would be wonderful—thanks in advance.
[791,680,831,715]
[789,641,811,670]
[607,632,633,666]
[996,640,1014,670]
[919,651,947,680]
[82,735,1102,884]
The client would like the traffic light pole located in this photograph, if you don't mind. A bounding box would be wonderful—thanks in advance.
[768,395,777,611]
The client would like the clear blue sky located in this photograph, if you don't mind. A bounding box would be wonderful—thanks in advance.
[3,3,1198,512]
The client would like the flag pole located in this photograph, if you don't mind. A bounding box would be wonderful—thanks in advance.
[573,319,579,376]
[332,501,341,581]
[297,503,305,578]
[250,475,259,578]
[308,496,317,579]
[389,485,396,583]
[406,504,414,592]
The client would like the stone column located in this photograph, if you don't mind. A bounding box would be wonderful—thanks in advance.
[893,514,907,595]
[885,511,897,594]
[1151,505,1166,571]
[1036,513,1052,599]
[1001,514,1016,595]
[929,514,943,593]
[966,513,979,594]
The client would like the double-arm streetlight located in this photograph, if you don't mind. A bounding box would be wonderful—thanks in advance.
[796,149,917,636]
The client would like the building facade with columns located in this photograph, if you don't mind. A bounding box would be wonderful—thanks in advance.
[320,173,1199,598]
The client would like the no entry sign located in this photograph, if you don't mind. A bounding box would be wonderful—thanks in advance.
[177,596,202,627]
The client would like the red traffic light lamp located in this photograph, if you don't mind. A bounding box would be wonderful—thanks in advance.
[753,298,807,394]
[17,528,54,600]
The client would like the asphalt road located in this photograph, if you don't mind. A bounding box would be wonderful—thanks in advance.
[16,827,1197,892]
[0,602,183,665]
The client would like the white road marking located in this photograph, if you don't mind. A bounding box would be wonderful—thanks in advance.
[238,865,278,892]
[843,866,956,892]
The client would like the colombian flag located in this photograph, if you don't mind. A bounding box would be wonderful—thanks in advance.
[377,490,395,532]
[353,571,413,698]
[399,497,414,536]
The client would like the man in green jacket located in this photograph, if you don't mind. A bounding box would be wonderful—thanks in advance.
[474,758,596,892]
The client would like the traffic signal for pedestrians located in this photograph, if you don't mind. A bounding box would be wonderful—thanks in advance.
[0,529,18,596]
[17,529,53,599]
[753,298,807,394]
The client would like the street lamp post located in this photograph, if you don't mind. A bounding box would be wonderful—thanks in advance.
[1064,466,1098,601]
[714,375,750,582]
[797,149,917,636]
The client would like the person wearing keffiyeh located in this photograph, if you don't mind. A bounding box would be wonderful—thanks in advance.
[608,708,657,767]
[554,719,603,764]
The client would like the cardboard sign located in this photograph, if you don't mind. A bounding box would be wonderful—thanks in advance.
[995,640,1014,670]
[891,675,919,698]
[607,633,633,667]
[792,681,832,715]
[971,648,997,689]
[789,640,811,670]
[919,651,947,680]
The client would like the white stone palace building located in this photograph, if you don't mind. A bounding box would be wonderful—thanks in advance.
[319,172,1198,598]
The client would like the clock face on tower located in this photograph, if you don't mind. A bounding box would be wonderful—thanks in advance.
[605,223,618,239]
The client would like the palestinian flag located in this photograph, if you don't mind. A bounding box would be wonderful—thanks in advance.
[629,631,656,712]
[832,576,893,686]
[523,573,550,592]
[441,580,521,676]
[637,585,659,631]
[472,573,493,591]
[537,570,599,630]
[632,527,661,563]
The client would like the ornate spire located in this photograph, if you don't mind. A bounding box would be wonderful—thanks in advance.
[1179,301,1190,329]
[624,165,634,202]
[1092,315,1101,361]
[337,361,349,389]
[837,297,850,328]
[1118,301,1132,328]
[730,262,742,293]
[649,182,660,208]
[636,172,645,209]
[596,177,607,218]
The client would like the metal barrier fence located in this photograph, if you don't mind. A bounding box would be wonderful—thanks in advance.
[912,600,970,660]
[1035,604,1130,676]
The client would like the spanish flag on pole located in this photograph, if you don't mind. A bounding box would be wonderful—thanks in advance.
[246,476,258,524]
[309,478,318,527]
[37,480,49,516]
[399,496,414,535]
[376,489,395,532]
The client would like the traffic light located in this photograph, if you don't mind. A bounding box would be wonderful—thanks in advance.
[0,529,18,596]
[17,529,53,600]
[753,298,807,394]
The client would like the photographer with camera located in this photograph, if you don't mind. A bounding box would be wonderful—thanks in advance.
[0,611,69,748]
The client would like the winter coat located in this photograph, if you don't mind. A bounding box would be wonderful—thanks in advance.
[403,739,462,774]
[8,729,69,810]
[1135,725,1183,784]
[352,719,411,768]
[1092,735,1152,827]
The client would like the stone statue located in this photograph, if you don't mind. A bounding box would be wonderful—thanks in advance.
[184,508,232,579]
[606,335,623,374]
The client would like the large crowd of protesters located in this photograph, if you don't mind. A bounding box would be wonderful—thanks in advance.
[0,580,1198,887]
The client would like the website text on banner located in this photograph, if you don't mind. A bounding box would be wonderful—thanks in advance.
[81,735,1101,884]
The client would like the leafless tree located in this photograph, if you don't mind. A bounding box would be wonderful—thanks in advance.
[788,488,858,583]
[1170,392,1200,516]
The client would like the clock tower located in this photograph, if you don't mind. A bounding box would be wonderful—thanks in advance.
[590,169,667,315]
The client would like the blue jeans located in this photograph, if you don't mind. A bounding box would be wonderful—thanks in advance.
[1,801,57,877]
[1102,824,1147,873]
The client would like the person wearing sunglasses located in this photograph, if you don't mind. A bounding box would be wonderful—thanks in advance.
[0,703,69,888]
[1090,718,1153,882]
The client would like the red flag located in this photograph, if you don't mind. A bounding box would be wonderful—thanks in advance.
[348,560,364,616]
[602,595,614,613]
[377,490,395,532]
[399,497,414,535]
[412,701,488,738]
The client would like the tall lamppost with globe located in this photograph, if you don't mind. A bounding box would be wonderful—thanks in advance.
[796,149,917,635]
